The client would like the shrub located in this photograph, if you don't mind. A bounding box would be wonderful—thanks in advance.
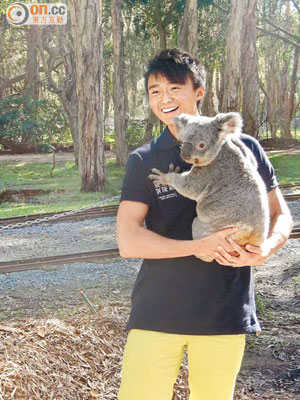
[0,95,69,153]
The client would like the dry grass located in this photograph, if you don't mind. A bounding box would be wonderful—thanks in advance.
[0,306,127,400]
[0,305,190,400]
[0,303,297,400]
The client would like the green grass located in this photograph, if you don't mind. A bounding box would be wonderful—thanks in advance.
[0,151,299,218]
[268,153,300,184]
[0,160,124,218]
[259,129,300,141]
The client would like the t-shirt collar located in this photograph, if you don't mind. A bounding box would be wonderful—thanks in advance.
[156,126,181,150]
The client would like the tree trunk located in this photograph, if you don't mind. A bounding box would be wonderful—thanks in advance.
[201,68,218,116]
[24,26,40,99]
[40,23,80,165]
[178,0,198,56]
[111,0,128,165]
[240,0,259,137]
[221,0,243,112]
[266,41,280,139]
[69,0,105,192]
[0,15,8,98]
[59,26,80,166]
[280,48,299,139]
[279,53,291,139]
[143,109,157,143]
[154,0,167,50]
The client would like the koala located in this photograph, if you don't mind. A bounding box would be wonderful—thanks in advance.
[149,112,270,262]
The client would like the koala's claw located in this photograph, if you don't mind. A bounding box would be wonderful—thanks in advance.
[168,163,180,173]
[149,168,170,186]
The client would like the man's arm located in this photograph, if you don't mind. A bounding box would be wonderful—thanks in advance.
[214,187,293,267]
[117,200,238,259]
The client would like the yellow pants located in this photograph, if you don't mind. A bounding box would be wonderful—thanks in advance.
[118,329,245,400]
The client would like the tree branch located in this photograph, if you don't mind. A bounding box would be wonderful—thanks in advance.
[210,1,229,14]
[163,0,177,28]
[257,26,300,49]
[0,63,63,92]
[291,0,300,15]
[263,18,300,42]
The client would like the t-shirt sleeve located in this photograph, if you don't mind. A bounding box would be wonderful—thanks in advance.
[243,136,278,192]
[120,152,152,205]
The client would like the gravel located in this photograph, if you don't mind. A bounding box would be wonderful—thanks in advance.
[0,216,118,262]
[0,200,298,318]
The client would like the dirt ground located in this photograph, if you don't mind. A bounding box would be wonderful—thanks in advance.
[0,151,299,399]
[0,151,116,165]
[0,148,299,166]
[0,240,299,400]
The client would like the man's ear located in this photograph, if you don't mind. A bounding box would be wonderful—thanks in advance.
[196,86,205,101]
[214,112,243,137]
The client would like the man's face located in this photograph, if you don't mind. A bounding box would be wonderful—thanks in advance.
[147,73,204,136]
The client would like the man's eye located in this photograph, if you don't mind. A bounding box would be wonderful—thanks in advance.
[171,87,180,91]
[151,90,159,95]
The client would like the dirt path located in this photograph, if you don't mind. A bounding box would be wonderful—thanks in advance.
[0,151,116,165]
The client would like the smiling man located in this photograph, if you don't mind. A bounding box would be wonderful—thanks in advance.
[116,48,293,400]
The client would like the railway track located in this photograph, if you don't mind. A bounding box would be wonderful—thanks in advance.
[0,183,299,274]
[0,190,300,227]
[0,248,120,274]
[0,205,119,226]
[279,181,300,189]
[0,227,299,274]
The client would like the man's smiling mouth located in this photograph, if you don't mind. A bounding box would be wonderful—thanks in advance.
[161,106,179,113]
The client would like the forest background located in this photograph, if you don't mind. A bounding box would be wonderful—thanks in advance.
[0,0,299,193]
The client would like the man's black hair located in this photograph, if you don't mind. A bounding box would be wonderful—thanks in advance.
[145,48,206,109]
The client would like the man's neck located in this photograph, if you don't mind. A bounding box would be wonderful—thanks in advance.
[167,123,178,139]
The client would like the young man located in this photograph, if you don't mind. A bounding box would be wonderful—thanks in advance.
[116,48,293,400]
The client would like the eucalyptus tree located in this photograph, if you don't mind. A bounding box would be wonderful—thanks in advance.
[258,0,300,139]
[33,13,80,165]
[240,0,260,137]
[122,0,185,141]
[69,0,106,191]
[221,0,260,137]
[197,0,229,115]
[111,0,128,165]
[178,0,198,56]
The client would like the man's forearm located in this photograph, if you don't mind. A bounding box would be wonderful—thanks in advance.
[117,224,238,260]
[264,212,293,257]
[118,225,200,259]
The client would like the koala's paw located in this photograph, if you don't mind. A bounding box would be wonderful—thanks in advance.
[168,163,180,173]
[149,168,170,187]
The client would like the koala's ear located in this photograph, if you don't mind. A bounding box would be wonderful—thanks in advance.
[174,114,190,139]
[214,113,243,137]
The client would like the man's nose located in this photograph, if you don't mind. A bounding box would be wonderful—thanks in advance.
[161,90,172,103]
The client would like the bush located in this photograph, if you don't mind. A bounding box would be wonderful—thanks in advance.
[126,121,145,148]
[0,95,70,153]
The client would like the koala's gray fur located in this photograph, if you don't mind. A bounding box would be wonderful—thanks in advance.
[149,112,270,262]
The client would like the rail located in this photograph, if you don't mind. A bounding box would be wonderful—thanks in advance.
[0,192,299,229]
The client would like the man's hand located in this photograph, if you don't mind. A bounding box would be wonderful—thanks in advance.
[214,238,271,267]
[195,227,239,261]
[214,187,293,268]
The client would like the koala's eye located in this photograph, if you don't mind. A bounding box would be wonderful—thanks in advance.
[198,143,205,149]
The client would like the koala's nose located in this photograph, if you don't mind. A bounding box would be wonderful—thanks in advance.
[180,142,193,160]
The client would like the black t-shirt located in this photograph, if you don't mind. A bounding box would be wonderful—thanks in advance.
[120,127,278,335]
